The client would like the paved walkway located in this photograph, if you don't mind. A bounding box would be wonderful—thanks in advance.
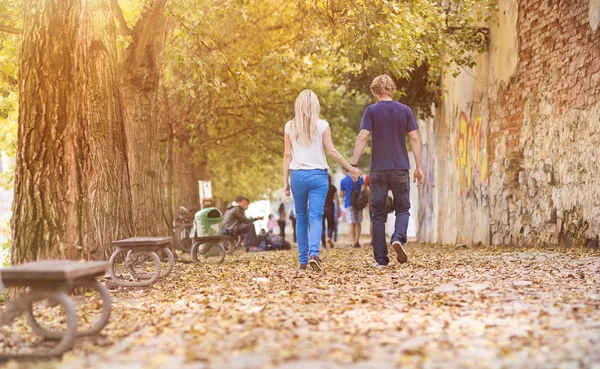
[2,244,600,368]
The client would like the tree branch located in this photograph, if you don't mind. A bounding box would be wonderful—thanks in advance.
[110,0,132,36]
[0,24,21,35]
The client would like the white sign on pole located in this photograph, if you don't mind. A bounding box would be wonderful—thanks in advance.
[199,181,213,201]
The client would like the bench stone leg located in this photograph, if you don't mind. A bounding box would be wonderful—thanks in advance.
[161,247,174,277]
[0,291,78,360]
[109,249,161,287]
[191,242,226,264]
[24,281,111,338]
[127,247,173,280]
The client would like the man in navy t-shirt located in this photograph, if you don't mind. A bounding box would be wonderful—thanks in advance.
[339,169,365,248]
[351,75,424,267]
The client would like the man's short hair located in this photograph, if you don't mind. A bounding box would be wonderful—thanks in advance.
[370,75,396,98]
[235,196,249,203]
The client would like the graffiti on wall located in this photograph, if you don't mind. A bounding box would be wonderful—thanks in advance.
[456,112,488,197]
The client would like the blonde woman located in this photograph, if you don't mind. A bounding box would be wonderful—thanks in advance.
[283,90,361,271]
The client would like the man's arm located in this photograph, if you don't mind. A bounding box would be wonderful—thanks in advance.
[408,130,424,187]
[351,129,370,165]
[234,207,255,224]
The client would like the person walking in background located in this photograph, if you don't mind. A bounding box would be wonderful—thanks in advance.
[330,206,339,242]
[277,203,287,239]
[283,90,361,271]
[351,75,424,267]
[321,174,340,249]
[289,207,297,243]
[339,168,365,248]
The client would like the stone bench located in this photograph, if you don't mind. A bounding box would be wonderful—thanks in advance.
[109,237,174,287]
[0,260,111,360]
[190,236,226,264]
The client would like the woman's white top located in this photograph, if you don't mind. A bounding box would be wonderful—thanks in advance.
[285,119,330,170]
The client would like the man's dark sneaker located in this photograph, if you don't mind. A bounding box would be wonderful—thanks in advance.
[308,255,323,271]
[392,240,408,264]
[299,264,307,270]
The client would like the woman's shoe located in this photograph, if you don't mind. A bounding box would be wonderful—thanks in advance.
[308,255,323,271]
[327,239,334,249]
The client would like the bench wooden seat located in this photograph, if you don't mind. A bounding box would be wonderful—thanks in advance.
[0,260,111,360]
[111,236,172,248]
[1,260,108,286]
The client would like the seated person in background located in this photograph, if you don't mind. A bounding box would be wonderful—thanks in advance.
[222,196,264,252]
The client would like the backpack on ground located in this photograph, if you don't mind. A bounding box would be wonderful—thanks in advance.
[265,233,291,251]
[350,181,368,210]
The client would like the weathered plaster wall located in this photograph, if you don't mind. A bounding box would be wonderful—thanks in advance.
[421,0,600,247]
[418,0,519,245]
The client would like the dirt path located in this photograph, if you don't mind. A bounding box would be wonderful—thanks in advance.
[2,244,600,369]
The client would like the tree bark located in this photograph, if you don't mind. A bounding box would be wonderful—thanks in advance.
[173,135,204,210]
[11,0,133,263]
[120,0,170,237]
[159,87,174,231]
[85,0,134,259]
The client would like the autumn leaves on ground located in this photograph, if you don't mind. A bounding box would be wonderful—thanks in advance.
[1,243,599,369]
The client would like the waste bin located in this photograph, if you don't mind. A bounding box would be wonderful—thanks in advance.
[194,207,223,237]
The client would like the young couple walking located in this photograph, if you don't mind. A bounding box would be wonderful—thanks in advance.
[282,75,424,271]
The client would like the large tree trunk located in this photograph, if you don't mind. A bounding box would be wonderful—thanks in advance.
[85,0,134,259]
[120,0,170,237]
[11,0,133,263]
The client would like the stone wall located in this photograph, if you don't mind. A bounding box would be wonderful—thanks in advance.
[489,0,600,248]
[420,0,600,248]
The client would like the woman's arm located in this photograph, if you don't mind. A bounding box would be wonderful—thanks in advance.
[323,127,362,178]
[283,133,293,196]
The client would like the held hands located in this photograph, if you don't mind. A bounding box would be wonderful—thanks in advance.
[350,167,363,182]
[414,167,424,187]
[283,181,291,197]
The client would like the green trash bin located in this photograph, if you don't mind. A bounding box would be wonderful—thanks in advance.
[194,208,223,237]
[191,207,225,262]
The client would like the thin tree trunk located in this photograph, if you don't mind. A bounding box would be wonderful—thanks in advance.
[120,0,170,237]
[159,87,175,246]
[11,0,132,263]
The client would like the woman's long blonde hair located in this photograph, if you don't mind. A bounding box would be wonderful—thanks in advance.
[289,90,320,145]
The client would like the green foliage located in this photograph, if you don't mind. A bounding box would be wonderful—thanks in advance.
[0,0,20,190]
[163,0,369,201]
[1,235,8,267]
[1,0,496,201]
[299,0,497,115]
[160,0,496,200]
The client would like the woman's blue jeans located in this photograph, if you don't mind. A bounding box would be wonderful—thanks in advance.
[290,169,328,264]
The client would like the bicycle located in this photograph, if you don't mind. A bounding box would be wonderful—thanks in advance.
[173,206,199,253]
